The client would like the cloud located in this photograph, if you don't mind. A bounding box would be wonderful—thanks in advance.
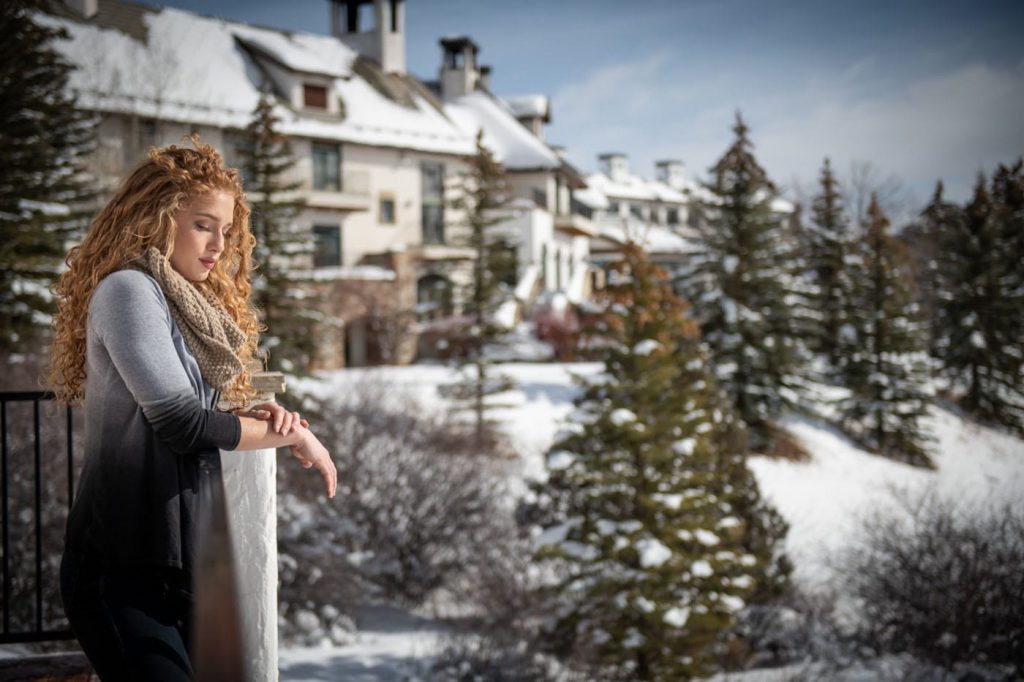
[552,51,1024,208]
[752,60,1024,203]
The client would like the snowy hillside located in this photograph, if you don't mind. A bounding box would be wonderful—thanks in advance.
[280,362,1024,680]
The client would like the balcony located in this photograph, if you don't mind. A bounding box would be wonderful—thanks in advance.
[300,170,373,211]
[554,212,597,238]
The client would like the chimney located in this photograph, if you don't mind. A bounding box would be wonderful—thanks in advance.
[655,159,686,189]
[65,0,98,18]
[330,0,406,74]
[439,36,480,98]
[598,153,629,182]
[478,65,492,92]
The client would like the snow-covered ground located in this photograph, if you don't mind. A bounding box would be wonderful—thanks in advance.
[281,362,1024,680]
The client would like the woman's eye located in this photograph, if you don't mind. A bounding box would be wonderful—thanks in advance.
[196,223,211,232]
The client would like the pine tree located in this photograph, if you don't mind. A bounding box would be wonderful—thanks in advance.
[987,161,1024,433]
[0,1,95,352]
[674,112,815,451]
[440,131,516,447]
[529,242,789,681]
[942,168,1024,433]
[805,158,856,370]
[839,195,934,467]
[903,181,963,362]
[239,93,318,374]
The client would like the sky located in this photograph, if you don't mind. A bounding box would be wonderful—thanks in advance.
[148,0,1023,216]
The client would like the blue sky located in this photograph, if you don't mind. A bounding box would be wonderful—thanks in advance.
[150,0,1023,214]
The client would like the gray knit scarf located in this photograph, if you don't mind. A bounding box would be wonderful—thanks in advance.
[128,247,246,392]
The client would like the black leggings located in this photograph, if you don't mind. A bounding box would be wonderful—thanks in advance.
[59,551,195,682]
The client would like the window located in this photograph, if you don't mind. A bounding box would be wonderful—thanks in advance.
[417,274,453,319]
[390,0,399,31]
[607,201,620,216]
[421,162,444,245]
[313,224,341,267]
[630,204,644,220]
[379,194,396,224]
[667,208,680,225]
[304,84,328,110]
[312,142,340,191]
[532,188,548,210]
[489,239,518,288]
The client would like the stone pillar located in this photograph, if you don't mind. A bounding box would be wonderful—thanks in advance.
[220,371,284,682]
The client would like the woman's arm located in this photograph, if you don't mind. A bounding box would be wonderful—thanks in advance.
[233,416,337,499]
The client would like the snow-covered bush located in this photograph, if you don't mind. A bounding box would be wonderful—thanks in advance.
[429,633,573,682]
[278,374,520,626]
[842,490,1024,676]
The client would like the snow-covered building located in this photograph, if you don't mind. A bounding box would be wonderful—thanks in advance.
[573,153,703,271]
[429,36,597,313]
[40,0,606,368]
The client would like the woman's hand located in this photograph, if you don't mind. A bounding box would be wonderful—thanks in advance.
[235,401,306,435]
[290,425,337,499]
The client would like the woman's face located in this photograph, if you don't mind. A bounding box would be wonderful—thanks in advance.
[169,190,234,282]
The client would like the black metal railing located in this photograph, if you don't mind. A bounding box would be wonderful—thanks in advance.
[0,391,77,644]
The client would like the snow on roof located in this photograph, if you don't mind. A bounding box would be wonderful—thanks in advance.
[573,186,609,210]
[581,172,689,204]
[502,94,550,121]
[596,219,696,255]
[39,5,475,156]
[231,27,354,78]
[443,91,560,170]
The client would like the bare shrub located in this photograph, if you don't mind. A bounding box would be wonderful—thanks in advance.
[841,489,1024,675]
[278,372,522,626]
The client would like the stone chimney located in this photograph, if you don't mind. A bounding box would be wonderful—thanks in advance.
[478,65,492,92]
[439,36,480,98]
[330,0,406,74]
[599,153,629,182]
[655,159,686,189]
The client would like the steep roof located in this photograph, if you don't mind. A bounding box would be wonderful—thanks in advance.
[502,94,550,122]
[39,1,474,155]
[442,91,560,170]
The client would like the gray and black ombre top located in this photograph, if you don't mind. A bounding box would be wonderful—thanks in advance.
[64,269,241,579]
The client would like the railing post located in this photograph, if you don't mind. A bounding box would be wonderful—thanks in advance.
[220,371,283,682]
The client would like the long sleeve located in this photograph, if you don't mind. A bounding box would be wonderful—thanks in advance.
[88,270,241,454]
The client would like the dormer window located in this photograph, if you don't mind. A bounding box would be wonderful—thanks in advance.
[303,83,328,110]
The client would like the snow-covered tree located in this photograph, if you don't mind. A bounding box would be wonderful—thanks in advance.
[675,112,815,452]
[839,195,934,467]
[987,161,1024,434]
[239,93,319,373]
[0,1,94,352]
[902,181,964,363]
[941,167,1024,434]
[529,242,789,681]
[440,131,516,447]
[804,158,856,371]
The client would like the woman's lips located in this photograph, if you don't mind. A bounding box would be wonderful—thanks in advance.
[200,258,216,270]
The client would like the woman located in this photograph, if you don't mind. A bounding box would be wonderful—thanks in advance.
[49,138,337,681]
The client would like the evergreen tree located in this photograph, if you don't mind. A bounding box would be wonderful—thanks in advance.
[0,1,94,352]
[239,93,318,373]
[903,181,963,362]
[942,168,1024,433]
[987,161,1024,433]
[674,112,815,451]
[805,158,856,370]
[839,195,934,467]
[529,242,789,681]
[440,131,516,447]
